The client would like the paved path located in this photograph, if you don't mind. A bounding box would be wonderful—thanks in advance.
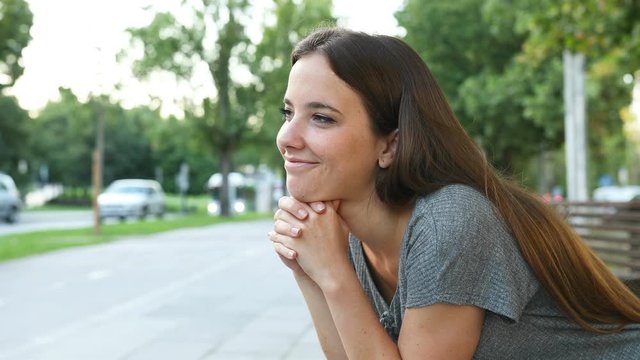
[0,220,324,360]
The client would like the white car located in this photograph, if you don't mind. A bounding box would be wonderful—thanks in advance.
[0,172,21,223]
[98,179,165,221]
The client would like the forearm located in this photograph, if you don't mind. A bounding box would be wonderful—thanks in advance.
[322,270,401,359]
[294,273,348,359]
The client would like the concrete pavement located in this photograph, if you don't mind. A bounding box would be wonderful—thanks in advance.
[0,219,325,360]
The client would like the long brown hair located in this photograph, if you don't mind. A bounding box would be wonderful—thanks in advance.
[291,26,640,333]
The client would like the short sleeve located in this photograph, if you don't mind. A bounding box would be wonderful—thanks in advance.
[402,186,538,322]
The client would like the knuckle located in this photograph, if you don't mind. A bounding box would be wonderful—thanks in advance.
[278,196,290,208]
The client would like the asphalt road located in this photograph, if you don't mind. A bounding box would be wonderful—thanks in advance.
[0,220,323,360]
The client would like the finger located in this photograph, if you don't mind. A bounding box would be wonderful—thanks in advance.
[309,201,326,214]
[274,219,302,237]
[278,196,309,220]
[268,230,295,249]
[273,207,303,228]
[273,241,297,260]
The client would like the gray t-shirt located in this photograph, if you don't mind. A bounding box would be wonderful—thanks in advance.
[348,184,640,359]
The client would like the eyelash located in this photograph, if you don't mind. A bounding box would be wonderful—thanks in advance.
[279,108,336,125]
[279,107,292,122]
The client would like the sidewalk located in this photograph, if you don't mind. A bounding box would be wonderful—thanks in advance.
[0,220,325,360]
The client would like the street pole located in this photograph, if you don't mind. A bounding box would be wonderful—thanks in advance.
[563,50,588,201]
[92,46,106,235]
[92,101,104,235]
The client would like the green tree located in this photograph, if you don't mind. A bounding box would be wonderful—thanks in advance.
[29,89,94,187]
[0,0,33,91]
[247,0,335,172]
[518,0,640,189]
[396,0,563,176]
[30,89,163,188]
[125,0,255,216]
[0,95,29,175]
[0,0,33,184]
[395,0,638,194]
[143,110,216,194]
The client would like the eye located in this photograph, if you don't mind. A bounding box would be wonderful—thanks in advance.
[280,107,293,122]
[312,114,336,125]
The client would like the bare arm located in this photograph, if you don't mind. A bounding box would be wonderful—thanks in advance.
[270,200,347,359]
[272,197,485,359]
[293,272,348,359]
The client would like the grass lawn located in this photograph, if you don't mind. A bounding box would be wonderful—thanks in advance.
[0,211,271,263]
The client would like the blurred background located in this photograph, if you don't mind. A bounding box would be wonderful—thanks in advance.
[1,1,639,358]
[0,0,639,221]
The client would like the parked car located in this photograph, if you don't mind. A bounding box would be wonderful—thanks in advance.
[98,179,165,221]
[0,172,22,223]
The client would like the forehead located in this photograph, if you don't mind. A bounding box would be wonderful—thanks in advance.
[285,53,362,109]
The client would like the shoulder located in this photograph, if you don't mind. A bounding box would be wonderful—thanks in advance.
[401,184,538,318]
[417,184,495,217]
[409,184,506,242]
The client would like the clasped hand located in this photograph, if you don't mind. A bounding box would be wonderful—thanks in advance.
[269,196,350,291]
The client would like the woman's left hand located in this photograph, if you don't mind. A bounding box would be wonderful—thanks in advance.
[270,197,351,291]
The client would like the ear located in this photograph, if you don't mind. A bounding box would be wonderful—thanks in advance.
[378,129,399,169]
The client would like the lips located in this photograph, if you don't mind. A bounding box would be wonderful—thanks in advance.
[284,157,318,171]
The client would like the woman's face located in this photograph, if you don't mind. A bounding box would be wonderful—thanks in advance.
[277,53,389,203]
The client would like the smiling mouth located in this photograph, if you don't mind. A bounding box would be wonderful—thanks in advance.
[284,160,318,171]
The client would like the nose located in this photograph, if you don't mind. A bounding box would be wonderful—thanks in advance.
[276,117,304,153]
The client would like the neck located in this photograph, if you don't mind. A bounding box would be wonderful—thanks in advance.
[338,194,414,257]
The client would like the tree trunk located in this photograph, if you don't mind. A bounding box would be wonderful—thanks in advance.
[219,147,232,217]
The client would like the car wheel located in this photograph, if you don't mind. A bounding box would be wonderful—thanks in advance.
[119,216,127,222]
[138,206,148,221]
[5,207,18,224]
[156,206,165,219]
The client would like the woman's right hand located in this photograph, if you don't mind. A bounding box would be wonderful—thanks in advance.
[269,197,326,277]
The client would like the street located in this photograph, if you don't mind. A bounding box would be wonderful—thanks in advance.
[0,220,324,360]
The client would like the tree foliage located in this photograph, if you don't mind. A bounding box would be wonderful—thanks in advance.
[0,95,29,172]
[126,0,255,215]
[125,0,335,213]
[396,0,560,174]
[519,0,640,186]
[0,0,33,91]
[397,0,639,190]
[248,0,335,170]
[28,89,208,190]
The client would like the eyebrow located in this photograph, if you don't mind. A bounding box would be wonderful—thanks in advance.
[283,99,343,115]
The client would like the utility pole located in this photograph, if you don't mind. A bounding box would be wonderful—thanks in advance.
[92,46,105,235]
[92,101,104,235]
[563,50,588,201]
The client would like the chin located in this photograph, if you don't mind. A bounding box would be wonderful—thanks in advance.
[286,179,323,203]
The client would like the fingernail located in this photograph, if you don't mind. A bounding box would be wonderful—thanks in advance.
[297,209,307,218]
[289,251,296,258]
[291,227,300,236]
[311,202,326,213]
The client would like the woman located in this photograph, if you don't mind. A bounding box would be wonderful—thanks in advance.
[268,26,640,359]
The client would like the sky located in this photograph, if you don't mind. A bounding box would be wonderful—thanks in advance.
[8,0,404,117]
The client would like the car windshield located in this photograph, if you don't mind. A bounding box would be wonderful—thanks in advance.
[106,185,150,194]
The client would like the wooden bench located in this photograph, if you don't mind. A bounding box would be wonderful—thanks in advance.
[552,200,640,295]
